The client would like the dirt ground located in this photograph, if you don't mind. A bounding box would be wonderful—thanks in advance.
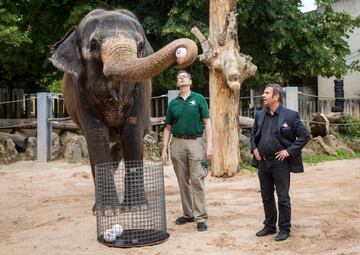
[0,159,359,255]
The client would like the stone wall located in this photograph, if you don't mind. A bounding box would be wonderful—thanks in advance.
[0,130,161,165]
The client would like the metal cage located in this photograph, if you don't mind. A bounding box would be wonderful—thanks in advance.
[95,161,169,247]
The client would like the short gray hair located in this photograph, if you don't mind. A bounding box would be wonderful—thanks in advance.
[176,70,191,79]
[265,83,283,102]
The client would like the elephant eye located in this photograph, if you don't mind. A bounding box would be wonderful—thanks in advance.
[90,39,100,52]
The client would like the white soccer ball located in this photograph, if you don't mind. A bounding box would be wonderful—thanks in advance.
[103,228,116,242]
[175,47,187,58]
[112,224,124,237]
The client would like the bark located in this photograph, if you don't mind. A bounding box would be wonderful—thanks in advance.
[310,112,330,137]
[191,0,256,177]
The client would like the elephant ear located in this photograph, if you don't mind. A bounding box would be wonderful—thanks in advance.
[49,26,82,77]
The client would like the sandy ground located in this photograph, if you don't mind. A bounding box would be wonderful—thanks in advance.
[0,159,359,255]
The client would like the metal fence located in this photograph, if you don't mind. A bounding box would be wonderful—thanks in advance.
[239,92,360,121]
[298,97,360,121]
[0,89,67,119]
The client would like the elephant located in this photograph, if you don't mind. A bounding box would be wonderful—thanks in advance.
[49,9,198,213]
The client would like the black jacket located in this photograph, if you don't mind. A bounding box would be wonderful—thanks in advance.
[250,106,310,173]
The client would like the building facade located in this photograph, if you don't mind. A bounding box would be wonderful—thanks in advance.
[318,0,360,99]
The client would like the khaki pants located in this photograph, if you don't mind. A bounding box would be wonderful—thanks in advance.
[170,136,208,223]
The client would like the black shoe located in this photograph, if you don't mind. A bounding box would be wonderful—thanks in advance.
[197,222,208,232]
[275,230,290,241]
[175,216,195,225]
[256,227,276,237]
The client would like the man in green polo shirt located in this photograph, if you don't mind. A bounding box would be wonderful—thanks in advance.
[161,70,213,232]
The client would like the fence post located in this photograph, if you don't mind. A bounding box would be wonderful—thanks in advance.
[167,90,178,104]
[37,93,52,162]
[249,89,254,108]
[284,87,298,112]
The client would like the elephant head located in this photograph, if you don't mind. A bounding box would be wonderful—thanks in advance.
[49,9,198,88]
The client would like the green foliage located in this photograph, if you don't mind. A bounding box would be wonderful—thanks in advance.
[338,115,360,138]
[303,148,359,163]
[240,162,257,173]
[0,0,359,95]
[0,2,32,47]
[40,72,62,93]
[0,0,32,85]
[238,0,360,89]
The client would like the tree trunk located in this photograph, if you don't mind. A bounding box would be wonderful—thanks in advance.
[192,0,256,177]
[210,75,240,177]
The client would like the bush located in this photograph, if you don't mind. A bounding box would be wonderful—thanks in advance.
[338,115,360,138]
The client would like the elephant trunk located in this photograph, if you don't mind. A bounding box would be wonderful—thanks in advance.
[102,38,198,83]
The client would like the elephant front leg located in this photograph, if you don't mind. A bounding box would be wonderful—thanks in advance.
[120,121,147,208]
[84,126,122,213]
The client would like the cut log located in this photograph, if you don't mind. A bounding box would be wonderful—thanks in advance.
[0,118,36,129]
[150,117,165,126]
[0,118,80,130]
[310,112,329,137]
[51,121,79,130]
[11,129,37,138]
[325,112,344,123]
[0,132,28,152]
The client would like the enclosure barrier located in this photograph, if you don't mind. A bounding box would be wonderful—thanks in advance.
[94,160,169,248]
[1,89,360,161]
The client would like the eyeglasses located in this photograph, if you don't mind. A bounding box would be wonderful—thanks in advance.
[177,76,189,80]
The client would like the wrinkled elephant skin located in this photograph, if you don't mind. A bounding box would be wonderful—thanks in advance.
[49,9,198,211]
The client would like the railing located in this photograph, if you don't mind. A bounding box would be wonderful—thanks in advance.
[2,88,360,124]
[297,94,360,121]
[0,89,168,121]
[240,92,360,121]
[0,89,67,119]
[2,89,360,162]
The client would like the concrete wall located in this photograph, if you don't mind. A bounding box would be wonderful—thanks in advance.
[318,0,360,99]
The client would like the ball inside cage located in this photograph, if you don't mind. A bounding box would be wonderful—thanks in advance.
[95,161,169,247]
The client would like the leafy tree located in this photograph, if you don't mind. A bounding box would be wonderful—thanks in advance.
[0,0,359,95]
[0,0,32,86]
[237,0,360,90]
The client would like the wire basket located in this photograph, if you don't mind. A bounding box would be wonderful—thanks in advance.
[94,160,169,247]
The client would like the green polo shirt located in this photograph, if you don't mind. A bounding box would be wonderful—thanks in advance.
[165,91,209,136]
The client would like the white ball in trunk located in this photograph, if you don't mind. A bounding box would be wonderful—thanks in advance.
[175,47,187,58]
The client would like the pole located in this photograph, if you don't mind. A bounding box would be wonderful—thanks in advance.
[284,87,298,112]
[37,93,52,162]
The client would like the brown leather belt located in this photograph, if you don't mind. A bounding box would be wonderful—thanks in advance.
[173,134,203,139]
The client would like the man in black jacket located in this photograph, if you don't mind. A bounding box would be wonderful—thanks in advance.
[250,84,309,241]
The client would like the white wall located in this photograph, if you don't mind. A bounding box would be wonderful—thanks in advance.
[318,0,360,99]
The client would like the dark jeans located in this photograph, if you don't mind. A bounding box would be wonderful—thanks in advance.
[258,159,291,232]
